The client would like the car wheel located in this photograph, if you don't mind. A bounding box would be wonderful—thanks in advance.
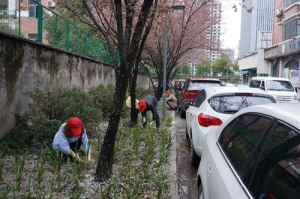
[191,142,200,167]
[179,107,186,118]
[198,184,204,199]
[186,125,189,139]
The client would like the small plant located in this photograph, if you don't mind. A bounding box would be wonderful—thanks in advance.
[165,114,173,127]
[12,155,26,191]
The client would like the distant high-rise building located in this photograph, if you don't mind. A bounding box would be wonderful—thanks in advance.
[238,0,274,84]
[239,0,273,57]
[205,1,222,62]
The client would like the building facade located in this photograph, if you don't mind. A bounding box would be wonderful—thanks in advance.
[238,0,274,84]
[205,1,222,62]
[264,0,300,88]
[0,0,56,41]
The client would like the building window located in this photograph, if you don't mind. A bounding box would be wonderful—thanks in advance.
[29,0,41,18]
[272,63,279,77]
[285,59,299,70]
[285,0,300,8]
[0,0,8,15]
[28,34,38,41]
[284,18,300,40]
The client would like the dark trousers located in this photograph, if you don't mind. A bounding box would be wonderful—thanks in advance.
[69,138,82,153]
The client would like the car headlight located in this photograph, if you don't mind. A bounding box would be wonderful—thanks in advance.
[294,94,298,101]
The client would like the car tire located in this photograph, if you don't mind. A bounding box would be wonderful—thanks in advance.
[179,107,186,118]
[191,142,200,167]
[198,184,204,199]
[186,125,189,139]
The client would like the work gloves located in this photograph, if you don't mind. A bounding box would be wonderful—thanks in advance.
[69,150,85,163]
[86,151,92,166]
[69,150,92,166]
[142,116,147,128]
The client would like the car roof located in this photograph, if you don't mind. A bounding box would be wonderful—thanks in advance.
[251,77,291,81]
[204,86,273,96]
[235,103,300,129]
[188,78,220,81]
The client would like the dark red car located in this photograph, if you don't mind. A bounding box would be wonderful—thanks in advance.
[177,78,222,118]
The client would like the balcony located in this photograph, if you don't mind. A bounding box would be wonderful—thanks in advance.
[264,36,300,59]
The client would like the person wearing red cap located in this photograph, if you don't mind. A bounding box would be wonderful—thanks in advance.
[166,90,177,110]
[137,95,160,128]
[53,117,91,165]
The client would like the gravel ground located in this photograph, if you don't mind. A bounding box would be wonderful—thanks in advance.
[0,114,177,198]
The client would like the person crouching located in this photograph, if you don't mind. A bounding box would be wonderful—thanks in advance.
[53,117,91,165]
[166,90,178,110]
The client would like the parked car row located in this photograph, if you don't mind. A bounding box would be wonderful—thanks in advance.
[178,76,300,199]
[186,86,277,167]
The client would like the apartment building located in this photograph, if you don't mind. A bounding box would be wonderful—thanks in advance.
[264,0,300,88]
[238,0,274,84]
[188,1,222,76]
[205,1,222,62]
[0,0,55,41]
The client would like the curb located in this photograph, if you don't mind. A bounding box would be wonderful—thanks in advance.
[169,110,177,199]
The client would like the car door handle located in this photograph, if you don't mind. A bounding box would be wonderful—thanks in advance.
[207,164,212,176]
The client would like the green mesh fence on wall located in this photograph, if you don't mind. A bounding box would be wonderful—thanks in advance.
[0,0,119,66]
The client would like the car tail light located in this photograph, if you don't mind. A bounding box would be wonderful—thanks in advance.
[184,91,197,99]
[197,113,223,127]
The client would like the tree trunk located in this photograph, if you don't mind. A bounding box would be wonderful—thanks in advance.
[95,62,129,182]
[129,66,139,126]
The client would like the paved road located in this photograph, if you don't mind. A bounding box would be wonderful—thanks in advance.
[175,111,198,199]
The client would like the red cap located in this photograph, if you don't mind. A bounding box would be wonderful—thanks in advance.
[166,90,170,95]
[138,100,146,112]
[67,117,82,136]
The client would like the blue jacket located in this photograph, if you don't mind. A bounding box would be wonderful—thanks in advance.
[53,123,89,154]
[141,95,159,120]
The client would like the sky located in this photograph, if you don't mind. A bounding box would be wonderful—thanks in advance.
[220,1,241,58]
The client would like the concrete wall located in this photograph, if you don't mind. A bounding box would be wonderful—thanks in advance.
[0,32,149,138]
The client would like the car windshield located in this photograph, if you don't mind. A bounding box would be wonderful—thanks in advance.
[266,80,294,91]
[208,95,275,114]
[189,81,221,89]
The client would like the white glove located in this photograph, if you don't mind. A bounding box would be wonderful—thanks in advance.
[86,151,92,166]
[69,150,84,163]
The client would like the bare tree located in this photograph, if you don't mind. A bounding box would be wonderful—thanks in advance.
[58,0,158,182]
[142,0,220,99]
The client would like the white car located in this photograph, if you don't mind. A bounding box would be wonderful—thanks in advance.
[186,86,277,166]
[197,102,300,199]
[249,77,298,103]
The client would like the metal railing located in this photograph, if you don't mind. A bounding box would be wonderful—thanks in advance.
[0,0,119,66]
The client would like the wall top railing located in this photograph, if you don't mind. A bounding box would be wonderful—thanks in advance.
[264,36,300,59]
[0,0,120,66]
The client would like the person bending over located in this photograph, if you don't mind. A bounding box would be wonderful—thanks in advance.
[136,95,160,128]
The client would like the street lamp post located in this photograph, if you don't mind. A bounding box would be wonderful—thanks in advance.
[162,4,185,122]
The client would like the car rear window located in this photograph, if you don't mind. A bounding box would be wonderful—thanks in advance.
[188,81,221,89]
[208,95,275,114]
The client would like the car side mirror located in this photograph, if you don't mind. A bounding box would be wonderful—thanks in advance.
[259,86,265,90]
[296,88,298,93]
